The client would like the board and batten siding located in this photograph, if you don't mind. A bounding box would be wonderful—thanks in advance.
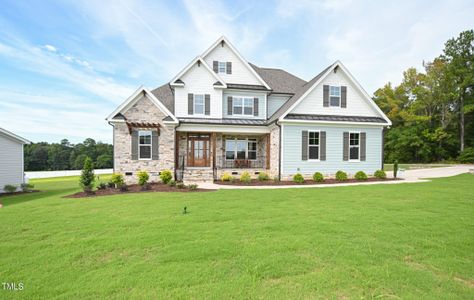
[291,69,380,117]
[0,133,24,190]
[223,90,267,119]
[281,123,383,176]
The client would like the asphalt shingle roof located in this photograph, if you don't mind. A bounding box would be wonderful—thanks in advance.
[249,63,306,94]
[151,84,175,114]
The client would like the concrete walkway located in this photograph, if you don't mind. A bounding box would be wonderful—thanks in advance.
[199,165,474,190]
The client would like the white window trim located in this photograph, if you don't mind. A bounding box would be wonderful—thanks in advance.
[231,96,254,116]
[348,131,360,162]
[329,85,341,107]
[225,137,258,161]
[307,130,321,162]
[193,94,205,116]
[218,61,227,74]
[138,130,152,160]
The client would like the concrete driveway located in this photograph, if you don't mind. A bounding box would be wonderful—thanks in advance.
[199,165,474,190]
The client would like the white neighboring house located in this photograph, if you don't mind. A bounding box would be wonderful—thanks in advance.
[0,127,31,192]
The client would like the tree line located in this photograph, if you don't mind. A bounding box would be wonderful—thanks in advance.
[374,29,474,163]
[24,138,113,171]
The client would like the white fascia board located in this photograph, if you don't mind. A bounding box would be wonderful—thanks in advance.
[201,36,271,90]
[278,61,392,126]
[0,127,31,144]
[177,123,270,134]
[279,119,388,127]
[169,56,227,88]
[106,86,146,121]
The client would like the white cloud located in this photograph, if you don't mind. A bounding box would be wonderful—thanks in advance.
[44,44,57,52]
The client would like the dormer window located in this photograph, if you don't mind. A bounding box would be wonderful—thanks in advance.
[218,62,226,73]
[329,86,341,107]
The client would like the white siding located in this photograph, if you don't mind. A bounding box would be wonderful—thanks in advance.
[268,95,289,117]
[174,62,223,118]
[291,70,380,117]
[223,90,267,119]
[0,133,24,191]
[281,123,383,176]
[203,43,262,85]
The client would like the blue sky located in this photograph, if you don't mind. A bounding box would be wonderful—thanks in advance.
[0,0,472,144]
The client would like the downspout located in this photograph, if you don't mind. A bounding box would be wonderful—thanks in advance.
[275,120,282,181]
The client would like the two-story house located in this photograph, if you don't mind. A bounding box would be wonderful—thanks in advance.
[106,36,391,183]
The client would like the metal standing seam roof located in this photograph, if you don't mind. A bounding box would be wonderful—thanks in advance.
[178,118,267,126]
[285,114,388,123]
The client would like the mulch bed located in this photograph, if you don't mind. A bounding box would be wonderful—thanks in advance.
[215,178,401,186]
[0,190,40,197]
[65,183,216,198]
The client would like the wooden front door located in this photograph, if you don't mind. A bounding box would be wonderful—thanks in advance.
[187,134,210,167]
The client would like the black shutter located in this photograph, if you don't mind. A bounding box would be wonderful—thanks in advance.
[213,61,218,73]
[205,94,210,115]
[152,130,159,160]
[226,62,232,74]
[360,132,366,161]
[341,86,347,108]
[301,130,308,161]
[227,96,233,115]
[343,132,349,161]
[188,93,193,115]
[323,85,329,107]
[131,130,138,160]
[253,97,259,116]
[320,131,326,161]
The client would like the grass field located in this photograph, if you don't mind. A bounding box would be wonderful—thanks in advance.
[1,174,473,299]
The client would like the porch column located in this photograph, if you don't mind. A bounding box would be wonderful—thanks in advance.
[266,133,270,169]
[212,132,216,169]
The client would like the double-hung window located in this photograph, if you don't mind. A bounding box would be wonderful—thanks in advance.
[225,138,257,160]
[349,132,360,160]
[218,61,226,73]
[308,131,320,160]
[139,131,152,160]
[194,94,204,115]
[329,86,341,107]
[232,97,254,116]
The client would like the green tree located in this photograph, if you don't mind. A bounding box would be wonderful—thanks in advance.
[96,154,113,169]
[79,157,95,193]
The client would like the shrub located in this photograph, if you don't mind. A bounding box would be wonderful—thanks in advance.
[393,160,399,178]
[188,183,198,190]
[160,170,173,184]
[374,170,387,179]
[221,172,233,182]
[137,170,150,186]
[293,173,304,183]
[354,171,368,181]
[312,172,324,182]
[79,157,95,193]
[20,183,34,192]
[257,172,270,181]
[335,170,348,181]
[97,182,107,190]
[240,171,251,183]
[168,179,176,187]
[111,173,124,188]
[458,147,474,163]
[3,184,17,193]
[176,182,185,189]
[107,181,115,189]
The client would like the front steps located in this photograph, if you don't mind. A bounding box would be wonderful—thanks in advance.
[182,168,214,183]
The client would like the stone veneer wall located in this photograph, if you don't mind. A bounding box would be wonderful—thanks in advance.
[269,125,280,179]
[113,95,175,183]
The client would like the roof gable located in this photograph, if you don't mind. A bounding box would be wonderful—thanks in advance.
[169,57,226,88]
[0,127,31,144]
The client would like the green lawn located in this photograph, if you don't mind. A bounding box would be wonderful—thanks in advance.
[1,175,473,299]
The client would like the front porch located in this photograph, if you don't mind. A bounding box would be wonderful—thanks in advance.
[175,131,272,182]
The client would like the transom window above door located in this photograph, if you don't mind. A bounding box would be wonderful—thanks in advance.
[329,86,341,107]
[232,97,254,116]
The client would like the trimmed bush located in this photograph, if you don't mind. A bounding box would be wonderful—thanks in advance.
[176,182,185,189]
[188,183,198,190]
[97,182,107,190]
[293,173,305,183]
[79,157,95,193]
[458,147,474,163]
[240,171,251,183]
[107,181,115,189]
[335,170,348,181]
[137,170,150,186]
[168,179,176,187]
[111,173,124,188]
[393,160,399,178]
[354,171,368,181]
[257,172,270,181]
[3,184,17,193]
[160,170,173,184]
[312,172,324,182]
[374,170,387,179]
[20,183,34,192]
[221,172,233,182]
